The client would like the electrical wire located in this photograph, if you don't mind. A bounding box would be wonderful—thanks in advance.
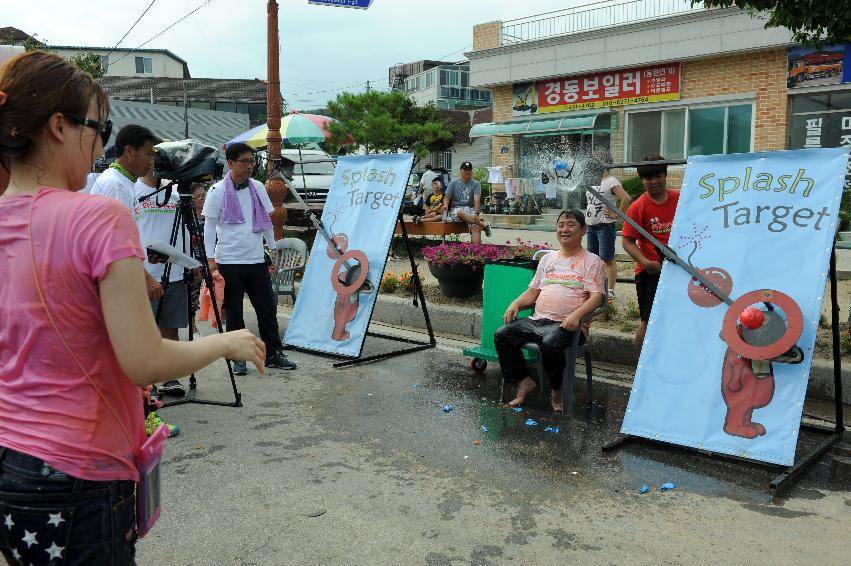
[108,0,215,67]
[104,0,158,58]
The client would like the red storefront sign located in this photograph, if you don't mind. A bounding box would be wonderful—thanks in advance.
[512,63,681,116]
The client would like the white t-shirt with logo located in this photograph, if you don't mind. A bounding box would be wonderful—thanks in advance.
[202,179,274,265]
[135,180,186,282]
[90,167,139,214]
[585,176,622,226]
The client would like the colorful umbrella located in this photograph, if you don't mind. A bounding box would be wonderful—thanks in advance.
[223,112,339,149]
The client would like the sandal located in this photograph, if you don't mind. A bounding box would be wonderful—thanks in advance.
[607,288,615,305]
[413,216,422,225]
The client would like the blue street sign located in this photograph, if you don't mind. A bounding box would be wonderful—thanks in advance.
[308,0,373,8]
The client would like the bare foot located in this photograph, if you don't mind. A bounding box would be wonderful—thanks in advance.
[550,389,564,412]
[509,376,537,406]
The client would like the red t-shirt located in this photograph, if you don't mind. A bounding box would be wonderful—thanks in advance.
[621,189,679,275]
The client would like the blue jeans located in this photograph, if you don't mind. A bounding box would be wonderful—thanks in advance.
[586,222,616,261]
[0,446,137,565]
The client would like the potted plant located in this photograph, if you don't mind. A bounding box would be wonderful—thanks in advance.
[491,237,550,269]
[423,242,510,298]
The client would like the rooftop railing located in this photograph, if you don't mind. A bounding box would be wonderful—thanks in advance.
[501,0,706,46]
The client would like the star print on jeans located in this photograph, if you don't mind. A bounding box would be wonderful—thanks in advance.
[2,509,71,565]
[45,541,65,560]
[21,529,38,548]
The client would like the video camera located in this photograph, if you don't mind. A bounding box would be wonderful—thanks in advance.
[154,139,223,193]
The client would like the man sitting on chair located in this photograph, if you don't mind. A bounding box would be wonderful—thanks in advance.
[493,210,605,412]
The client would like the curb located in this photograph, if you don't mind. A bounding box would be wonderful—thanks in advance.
[369,294,851,405]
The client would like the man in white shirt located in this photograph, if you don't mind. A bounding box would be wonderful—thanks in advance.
[90,125,181,436]
[419,164,439,198]
[90,124,162,300]
[203,143,296,375]
[136,171,189,398]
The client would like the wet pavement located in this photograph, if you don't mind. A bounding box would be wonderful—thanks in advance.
[136,306,851,565]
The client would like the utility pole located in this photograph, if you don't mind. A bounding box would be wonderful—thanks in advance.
[266,0,287,238]
[365,80,370,93]
[183,80,189,139]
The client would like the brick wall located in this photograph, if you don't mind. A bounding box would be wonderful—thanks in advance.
[487,48,789,190]
[473,21,501,51]
[681,48,788,152]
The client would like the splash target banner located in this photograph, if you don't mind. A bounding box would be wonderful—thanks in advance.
[621,148,850,466]
[284,153,413,357]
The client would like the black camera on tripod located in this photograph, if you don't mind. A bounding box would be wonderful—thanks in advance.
[154,140,223,193]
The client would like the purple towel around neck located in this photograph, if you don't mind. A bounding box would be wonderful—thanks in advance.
[219,171,273,233]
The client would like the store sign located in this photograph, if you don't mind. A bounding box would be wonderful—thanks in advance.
[789,110,851,191]
[512,63,680,116]
[787,44,851,89]
[308,0,373,8]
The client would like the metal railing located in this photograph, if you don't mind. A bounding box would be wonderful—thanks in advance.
[501,0,706,46]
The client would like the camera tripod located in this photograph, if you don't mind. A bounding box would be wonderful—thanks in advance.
[139,180,243,408]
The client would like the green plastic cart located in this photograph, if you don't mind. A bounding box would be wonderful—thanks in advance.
[462,259,539,373]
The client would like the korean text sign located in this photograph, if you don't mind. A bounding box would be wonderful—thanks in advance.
[284,154,413,357]
[621,148,849,466]
[512,63,681,116]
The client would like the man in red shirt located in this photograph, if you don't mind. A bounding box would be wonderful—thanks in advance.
[621,153,680,355]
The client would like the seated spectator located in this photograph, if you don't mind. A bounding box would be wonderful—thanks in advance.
[493,210,605,412]
[444,161,492,243]
[414,178,445,224]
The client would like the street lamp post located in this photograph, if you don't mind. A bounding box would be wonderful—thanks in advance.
[266,0,287,239]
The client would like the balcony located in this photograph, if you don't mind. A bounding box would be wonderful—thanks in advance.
[501,0,706,46]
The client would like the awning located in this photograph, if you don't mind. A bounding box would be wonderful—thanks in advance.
[469,112,608,138]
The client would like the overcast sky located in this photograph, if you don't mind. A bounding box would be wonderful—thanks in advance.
[6,0,586,109]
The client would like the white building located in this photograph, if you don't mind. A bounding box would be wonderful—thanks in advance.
[52,46,190,78]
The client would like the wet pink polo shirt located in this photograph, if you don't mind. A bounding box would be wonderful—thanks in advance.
[0,188,147,481]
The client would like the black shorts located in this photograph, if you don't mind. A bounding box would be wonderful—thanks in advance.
[635,271,660,322]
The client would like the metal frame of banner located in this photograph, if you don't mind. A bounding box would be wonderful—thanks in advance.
[591,158,845,495]
[274,156,436,368]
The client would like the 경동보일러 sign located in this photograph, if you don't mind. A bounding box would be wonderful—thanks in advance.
[284,153,413,357]
[621,147,850,466]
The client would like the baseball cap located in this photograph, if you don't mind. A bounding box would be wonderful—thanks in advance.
[459,161,473,170]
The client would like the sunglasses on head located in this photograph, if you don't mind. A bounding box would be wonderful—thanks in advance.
[64,113,113,146]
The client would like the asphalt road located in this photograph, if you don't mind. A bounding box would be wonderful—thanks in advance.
[136,307,851,565]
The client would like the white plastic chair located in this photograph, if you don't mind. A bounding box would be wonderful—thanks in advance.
[271,238,307,303]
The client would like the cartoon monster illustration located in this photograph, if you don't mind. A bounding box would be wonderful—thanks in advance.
[325,206,372,342]
[677,226,804,440]
[720,326,774,439]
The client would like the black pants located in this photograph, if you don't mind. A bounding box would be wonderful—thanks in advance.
[493,317,584,391]
[218,263,283,355]
[0,446,137,565]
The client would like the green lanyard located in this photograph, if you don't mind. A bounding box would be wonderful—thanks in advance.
[109,162,137,183]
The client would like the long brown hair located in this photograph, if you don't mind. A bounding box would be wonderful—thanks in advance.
[0,51,110,175]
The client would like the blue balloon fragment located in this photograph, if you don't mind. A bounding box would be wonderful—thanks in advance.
[525,419,538,426]
[543,426,560,433]
[442,404,453,412]
[513,407,523,413]
[639,485,649,494]
[660,482,677,492]
[481,426,489,432]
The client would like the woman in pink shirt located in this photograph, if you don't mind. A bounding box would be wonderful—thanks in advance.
[0,52,265,565]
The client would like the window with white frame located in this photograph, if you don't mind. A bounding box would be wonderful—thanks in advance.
[626,103,753,161]
[99,55,109,71]
[135,56,153,74]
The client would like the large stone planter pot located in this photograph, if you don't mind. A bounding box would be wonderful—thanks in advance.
[428,262,485,298]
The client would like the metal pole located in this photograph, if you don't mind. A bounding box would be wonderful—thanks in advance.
[183,80,189,139]
[266,0,287,239]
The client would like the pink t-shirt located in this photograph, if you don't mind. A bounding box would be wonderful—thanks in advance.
[529,249,605,322]
[0,188,147,481]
